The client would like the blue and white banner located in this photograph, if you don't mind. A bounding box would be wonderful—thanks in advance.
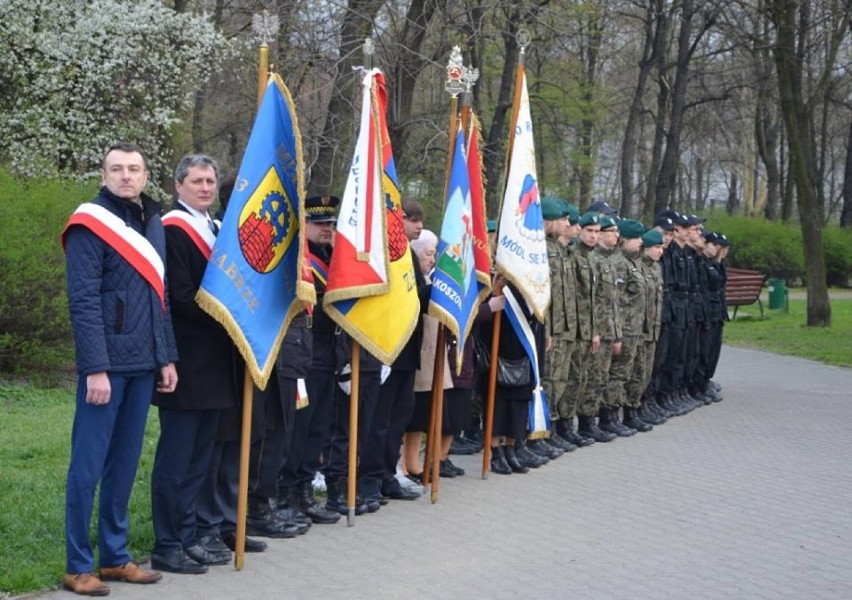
[428,125,483,374]
[502,286,549,439]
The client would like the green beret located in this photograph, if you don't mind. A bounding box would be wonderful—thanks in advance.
[541,197,564,221]
[578,211,600,228]
[598,215,617,231]
[641,229,664,247]
[617,219,645,239]
[486,218,498,233]
[562,201,580,225]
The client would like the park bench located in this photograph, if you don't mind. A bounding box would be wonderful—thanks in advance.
[725,267,767,319]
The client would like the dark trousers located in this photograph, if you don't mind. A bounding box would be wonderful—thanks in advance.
[323,370,381,483]
[151,407,220,553]
[359,369,415,497]
[279,367,336,489]
[65,371,154,573]
[196,440,239,537]
[704,321,724,381]
[249,377,296,500]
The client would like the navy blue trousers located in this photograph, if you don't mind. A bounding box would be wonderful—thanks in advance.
[65,371,154,573]
[151,408,220,553]
[279,368,336,490]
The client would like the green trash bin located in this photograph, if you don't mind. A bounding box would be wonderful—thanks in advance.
[768,278,787,310]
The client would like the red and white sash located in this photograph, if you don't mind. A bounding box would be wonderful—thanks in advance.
[62,203,165,308]
[162,210,216,260]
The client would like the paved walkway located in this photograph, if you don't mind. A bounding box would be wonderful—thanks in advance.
[38,346,852,599]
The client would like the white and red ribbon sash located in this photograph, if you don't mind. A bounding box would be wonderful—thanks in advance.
[62,203,166,309]
[162,210,216,260]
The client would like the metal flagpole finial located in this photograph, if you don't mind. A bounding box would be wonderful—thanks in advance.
[252,10,280,46]
[516,28,531,54]
[445,45,465,97]
[462,64,479,94]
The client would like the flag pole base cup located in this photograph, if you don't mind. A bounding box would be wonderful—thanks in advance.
[347,507,355,527]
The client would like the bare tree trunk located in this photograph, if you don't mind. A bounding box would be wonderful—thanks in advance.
[575,7,604,208]
[386,0,443,163]
[726,171,739,215]
[841,117,852,227]
[310,0,384,196]
[483,8,520,214]
[771,0,830,326]
[652,0,697,216]
[642,0,669,219]
[619,0,656,218]
[695,155,705,211]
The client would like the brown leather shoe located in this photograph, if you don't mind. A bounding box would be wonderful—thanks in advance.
[62,572,110,596]
[99,561,162,584]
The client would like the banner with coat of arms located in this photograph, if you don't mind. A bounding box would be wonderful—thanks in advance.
[196,74,315,389]
[494,70,550,323]
[323,69,419,364]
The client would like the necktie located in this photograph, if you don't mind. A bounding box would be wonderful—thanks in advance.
[208,219,219,235]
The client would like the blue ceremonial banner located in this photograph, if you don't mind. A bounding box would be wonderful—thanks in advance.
[196,74,314,389]
[428,126,482,374]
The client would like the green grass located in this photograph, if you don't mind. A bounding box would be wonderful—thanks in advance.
[723,298,852,367]
[0,383,159,596]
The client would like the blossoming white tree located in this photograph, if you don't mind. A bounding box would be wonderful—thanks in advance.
[0,0,229,196]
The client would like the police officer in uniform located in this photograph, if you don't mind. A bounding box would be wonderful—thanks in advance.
[277,195,343,524]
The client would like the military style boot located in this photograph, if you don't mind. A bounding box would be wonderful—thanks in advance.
[606,406,637,437]
[577,415,616,442]
[323,476,368,516]
[514,441,548,468]
[547,427,578,453]
[246,495,300,538]
[293,483,340,525]
[557,417,595,447]
[623,406,653,432]
[528,437,563,459]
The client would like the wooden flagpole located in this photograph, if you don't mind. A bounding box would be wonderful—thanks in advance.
[482,29,529,479]
[422,47,466,502]
[346,341,361,526]
[345,39,375,526]
[234,11,280,570]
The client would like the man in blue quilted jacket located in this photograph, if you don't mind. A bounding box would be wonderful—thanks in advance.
[61,142,179,596]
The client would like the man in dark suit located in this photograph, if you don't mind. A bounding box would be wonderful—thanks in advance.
[150,154,240,574]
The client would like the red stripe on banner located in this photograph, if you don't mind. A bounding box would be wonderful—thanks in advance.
[364,101,377,256]
[163,217,212,260]
[63,213,166,310]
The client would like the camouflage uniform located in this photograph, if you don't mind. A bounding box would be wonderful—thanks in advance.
[579,245,621,417]
[543,238,578,421]
[606,247,645,408]
[561,242,596,419]
[627,254,664,405]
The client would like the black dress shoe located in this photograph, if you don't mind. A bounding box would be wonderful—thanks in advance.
[363,496,381,513]
[184,543,230,566]
[198,533,230,554]
[222,532,267,553]
[448,438,478,455]
[444,458,465,476]
[439,459,458,478]
[382,483,420,500]
[151,549,208,574]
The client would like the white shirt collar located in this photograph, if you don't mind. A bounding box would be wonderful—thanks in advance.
[177,199,211,224]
